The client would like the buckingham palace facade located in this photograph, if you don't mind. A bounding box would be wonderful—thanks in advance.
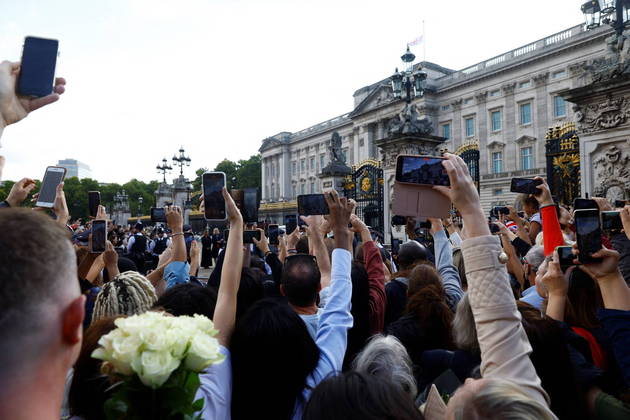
[259,22,611,237]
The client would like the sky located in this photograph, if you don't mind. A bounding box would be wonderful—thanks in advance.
[0,0,584,184]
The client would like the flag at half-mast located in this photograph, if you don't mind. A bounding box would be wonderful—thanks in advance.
[408,35,424,47]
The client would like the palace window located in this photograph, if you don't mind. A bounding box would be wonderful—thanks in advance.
[292,185,297,198]
[320,154,325,169]
[521,147,533,170]
[300,159,305,172]
[300,183,305,194]
[491,110,502,132]
[465,117,475,137]
[309,157,315,171]
[492,152,503,174]
[520,102,532,125]
[554,96,566,117]
[441,123,451,140]
[310,182,315,193]
[519,80,531,89]
[291,161,296,176]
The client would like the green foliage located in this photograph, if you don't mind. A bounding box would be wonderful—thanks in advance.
[192,154,261,195]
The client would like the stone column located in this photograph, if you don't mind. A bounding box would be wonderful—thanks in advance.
[450,99,463,150]
[261,158,267,200]
[475,91,488,149]
[501,82,517,174]
[533,72,550,169]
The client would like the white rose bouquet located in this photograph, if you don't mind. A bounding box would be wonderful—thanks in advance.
[92,311,224,419]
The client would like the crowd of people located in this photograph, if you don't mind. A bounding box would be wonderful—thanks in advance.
[2,59,630,420]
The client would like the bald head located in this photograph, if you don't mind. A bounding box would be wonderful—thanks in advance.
[398,240,428,270]
[0,209,81,376]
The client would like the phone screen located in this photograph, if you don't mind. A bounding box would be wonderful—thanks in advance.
[203,172,226,220]
[556,246,575,269]
[17,37,59,97]
[395,156,450,186]
[243,188,259,223]
[573,198,599,210]
[285,215,297,234]
[151,207,166,223]
[601,211,623,231]
[91,220,107,253]
[391,215,407,226]
[268,224,279,245]
[37,167,65,207]
[243,230,261,244]
[510,178,541,195]
[297,194,330,216]
[575,209,602,262]
[88,191,100,218]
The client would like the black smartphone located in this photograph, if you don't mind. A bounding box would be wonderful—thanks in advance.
[489,222,500,234]
[90,220,107,254]
[151,207,167,223]
[490,206,510,217]
[203,172,226,220]
[391,215,407,226]
[395,155,450,186]
[88,191,100,218]
[574,209,603,263]
[297,194,330,216]
[17,36,59,97]
[556,246,576,270]
[243,188,259,223]
[510,178,542,195]
[243,230,262,244]
[601,211,623,231]
[285,214,297,235]
[614,200,627,208]
[36,166,67,208]
[517,211,525,218]
[268,224,279,245]
[573,198,598,210]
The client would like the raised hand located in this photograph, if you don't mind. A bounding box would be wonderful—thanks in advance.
[5,177,36,207]
[53,182,70,226]
[427,218,443,235]
[252,228,270,255]
[223,187,242,225]
[575,244,621,282]
[324,189,353,251]
[166,206,184,233]
[540,251,569,297]
[350,213,372,243]
[0,61,66,130]
[533,177,553,207]
[621,205,630,240]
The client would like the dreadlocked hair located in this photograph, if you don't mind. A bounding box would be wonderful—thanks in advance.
[91,271,157,324]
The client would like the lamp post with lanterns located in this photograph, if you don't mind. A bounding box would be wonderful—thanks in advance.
[156,158,172,183]
[581,0,630,35]
[390,46,427,104]
[172,146,191,176]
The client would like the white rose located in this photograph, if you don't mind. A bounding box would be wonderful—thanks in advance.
[191,315,218,336]
[111,334,142,376]
[163,328,189,359]
[131,350,181,388]
[184,333,224,372]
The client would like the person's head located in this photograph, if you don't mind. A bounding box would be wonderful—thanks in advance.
[231,298,320,420]
[91,271,157,323]
[0,210,85,391]
[407,264,442,296]
[564,267,602,329]
[68,316,120,420]
[452,293,480,354]
[134,223,143,233]
[236,267,264,319]
[303,371,424,420]
[524,245,545,285]
[397,240,428,270]
[213,227,220,235]
[344,262,372,369]
[446,377,555,420]
[406,285,454,349]
[157,228,165,238]
[519,194,540,217]
[352,335,417,398]
[452,248,468,290]
[296,235,310,254]
[280,254,321,308]
[154,283,217,319]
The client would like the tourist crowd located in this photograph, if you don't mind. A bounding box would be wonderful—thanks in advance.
[2,59,630,420]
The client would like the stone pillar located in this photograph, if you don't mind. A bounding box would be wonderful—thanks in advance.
[475,91,488,151]
[450,99,463,150]
[533,72,550,168]
[261,158,267,200]
[501,82,517,174]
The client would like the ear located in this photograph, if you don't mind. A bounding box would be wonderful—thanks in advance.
[280,284,286,297]
[62,295,86,346]
[317,283,322,292]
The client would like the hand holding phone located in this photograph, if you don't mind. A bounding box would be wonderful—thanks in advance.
[298,194,330,216]
[510,178,543,195]
[268,224,280,245]
[151,207,167,223]
[90,220,107,254]
[203,172,226,221]
[88,191,100,218]
[556,246,577,270]
[36,166,66,208]
[395,155,450,186]
[574,209,603,263]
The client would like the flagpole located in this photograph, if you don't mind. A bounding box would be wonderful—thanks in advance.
[423,20,426,63]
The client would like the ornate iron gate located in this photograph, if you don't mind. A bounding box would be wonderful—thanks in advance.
[545,122,581,206]
[343,159,384,236]
[456,141,480,191]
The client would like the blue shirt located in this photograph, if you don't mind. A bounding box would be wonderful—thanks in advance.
[164,261,190,289]
[197,346,232,419]
[520,285,544,310]
[292,248,353,419]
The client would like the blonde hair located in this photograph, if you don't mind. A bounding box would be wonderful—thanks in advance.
[91,271,157,324]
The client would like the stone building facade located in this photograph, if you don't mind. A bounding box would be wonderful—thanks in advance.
[259,23,611,238]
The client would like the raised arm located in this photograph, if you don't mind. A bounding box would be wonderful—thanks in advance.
[429,217,463,311]
[214,188,243,347]
[301,215,332,289]
[534,177,564,256]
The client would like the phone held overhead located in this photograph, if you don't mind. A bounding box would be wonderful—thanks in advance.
[574,209,603,264]
[510,178,543,195]
[151,207,167,223]
[90,220,107,254]
[203,172,226,221]
[17,36,59,97]
[88,191,100,218]
[297,194,330,216]
[36,166,66,208]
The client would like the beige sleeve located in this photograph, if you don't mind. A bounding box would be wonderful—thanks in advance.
[462,235,552,412]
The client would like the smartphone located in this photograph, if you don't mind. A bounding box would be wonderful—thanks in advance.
[601,211,623,231]
[574,209,603,263]
[88,191,100,218]
[151,207,167,223]
[556,246,577,270]
[36,166,66,208]
[17,36,59,97]
[243,188,259,223]
[297,194,330,216]
[490,206,510,217]
[489,222,500,234]
[510,178,542,195]
[395,155,450,186]
[203,172,226,220]
[573,198,598,210]
[391,215,407,226]
[243,230,262,244]
[90,220,107,254]
[615,200,627,208]
[517,211,525,218]
[285,214,297,234]
[268,224,279,245]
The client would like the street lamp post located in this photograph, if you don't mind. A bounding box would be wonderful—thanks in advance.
[581,0,630,35]
[138,196,144,218]
[156,158,173,183]
[172,146,191,176]
[390,46,427,104]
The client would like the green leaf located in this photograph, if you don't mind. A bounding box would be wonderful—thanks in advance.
[192,397,205,412]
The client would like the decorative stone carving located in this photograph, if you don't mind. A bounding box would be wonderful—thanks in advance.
[573,96,630,133]
[592,144,630,200]
[417,104,439,115]
[501,82,516,95]
[388,103,433,136]
[533,72,549,87]
[515,135,537,145]
[568,61,587,77]
[474,91,488,104]
[581,30,630,85]
[450,98,463,111]
[487,140,506,151]
[379,142,438,169]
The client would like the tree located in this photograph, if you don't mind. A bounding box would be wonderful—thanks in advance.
[235,155,261,189]
[214,159,239,189]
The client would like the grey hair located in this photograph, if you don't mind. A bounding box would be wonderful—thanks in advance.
[352,334,418,398]
[91,271,157,324]
[453,378,555,420]
[524,245,545,272]
[452,293,480,354]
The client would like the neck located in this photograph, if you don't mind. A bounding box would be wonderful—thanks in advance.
[0,363,65,420]
[290,303,318,315]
